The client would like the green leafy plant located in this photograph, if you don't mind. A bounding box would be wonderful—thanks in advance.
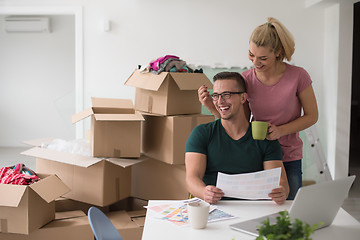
[256,210,321,240]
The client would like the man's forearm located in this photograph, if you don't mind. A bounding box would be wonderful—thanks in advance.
[186,175,206,199]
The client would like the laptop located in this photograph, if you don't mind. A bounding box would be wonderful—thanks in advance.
[229,175,356,237]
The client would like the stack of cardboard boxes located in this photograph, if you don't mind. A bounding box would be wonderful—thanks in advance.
[125,69,214,200]
[0,69,214,240]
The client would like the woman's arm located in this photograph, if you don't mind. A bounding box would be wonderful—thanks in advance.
[198,85,220,118]
[267,85,318,140]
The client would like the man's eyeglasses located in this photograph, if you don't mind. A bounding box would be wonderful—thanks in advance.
[210,91,245,101]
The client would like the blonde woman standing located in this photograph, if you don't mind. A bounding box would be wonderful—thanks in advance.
[198,17,318,200]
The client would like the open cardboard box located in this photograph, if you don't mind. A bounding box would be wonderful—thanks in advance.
[0,173,69,235]
[21,138,145,207]
[141,113,214,164]
[0,209,145,240]
[131,157,188,200]
[55,197,110,214]
[125,69,213,116]
[0,210,93,240]
[108,209,145,240]
[72,97,144,158]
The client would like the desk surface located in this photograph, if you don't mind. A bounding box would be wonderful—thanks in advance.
[142,200,360,240]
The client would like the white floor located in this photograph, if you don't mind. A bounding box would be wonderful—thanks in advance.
[0,146,359,221]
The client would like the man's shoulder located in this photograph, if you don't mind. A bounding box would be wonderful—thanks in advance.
[194,118,219,130]
[189,119,219,139]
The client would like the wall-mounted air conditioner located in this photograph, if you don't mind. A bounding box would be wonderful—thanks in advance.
[4,16,50,33]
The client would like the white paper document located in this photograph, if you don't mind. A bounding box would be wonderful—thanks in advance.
[216,167,281,200]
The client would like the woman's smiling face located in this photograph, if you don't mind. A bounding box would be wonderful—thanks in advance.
[248,41,279,73]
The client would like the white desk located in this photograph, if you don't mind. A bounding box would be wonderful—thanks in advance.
[142,200,360,240]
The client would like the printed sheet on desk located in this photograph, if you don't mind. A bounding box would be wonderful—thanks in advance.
[146,198,236,227]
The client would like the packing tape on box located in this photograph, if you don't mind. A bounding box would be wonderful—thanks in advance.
[0,219,7,233]
[116,177,120,201]
[114,148,121,158]
[147,96,153,113]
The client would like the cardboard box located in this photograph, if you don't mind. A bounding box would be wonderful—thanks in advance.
[125,69,213,115]
[0,174,69,235]
[141,113,215,164]
[55,197,110,214]
[0,209,144,240]
[109,197,148,212]
[131,158,188,200]
[108,210,145,240]
[72,97,145,158]
[0,211,93,240]
[21,139,145,207]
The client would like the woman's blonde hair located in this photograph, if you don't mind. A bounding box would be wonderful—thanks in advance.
[249,17,295,62]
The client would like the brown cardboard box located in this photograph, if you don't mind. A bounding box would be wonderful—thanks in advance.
[0,174,69,235]
[125,69,213,116]
[0,209,144,240]
[72,97,144,158]
[131,158,188,200]
[0,211,93,240]
[108,210,145,240]
[109,197,148,212]
[55,197,110,214]
[55,196,148,214]
[21,142,145,207]
[141,113,215,164]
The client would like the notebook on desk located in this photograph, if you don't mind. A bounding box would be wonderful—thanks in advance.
[229,175,356,237]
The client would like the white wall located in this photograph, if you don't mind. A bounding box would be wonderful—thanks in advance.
[0,0,356,179]
[0,14,75,146]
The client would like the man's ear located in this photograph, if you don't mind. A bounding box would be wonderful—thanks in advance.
[241,92,248,103]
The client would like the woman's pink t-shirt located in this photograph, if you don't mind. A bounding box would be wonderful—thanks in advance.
[242,63,312,162]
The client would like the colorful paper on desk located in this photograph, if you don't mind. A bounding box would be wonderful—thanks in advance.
[147,198,235,227]
[208,208,236,222]
[216,167,281,200]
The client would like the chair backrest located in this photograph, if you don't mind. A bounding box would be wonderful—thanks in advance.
[88,206,123,240]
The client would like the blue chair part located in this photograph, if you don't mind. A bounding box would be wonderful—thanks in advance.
[88,206,123,240]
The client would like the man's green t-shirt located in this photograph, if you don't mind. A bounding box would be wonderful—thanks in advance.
[185,119,283,186]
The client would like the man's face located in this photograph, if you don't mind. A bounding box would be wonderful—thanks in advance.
[212,79,243,120]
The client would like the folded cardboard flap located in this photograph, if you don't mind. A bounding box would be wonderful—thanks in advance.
[0,184,27,207]
[72,98,137,124]
[0,174,69,207]
[22,147,145,169]
[93,112,144,122]
[106,156,147,168]
[170,72,213,90]
[22,139,145,169]
[21,147,101,168]
[125,69,213,91]
[29,174,70,203]
[72,108,94,124]
[91,97,134,112]
[125,69,167,90]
